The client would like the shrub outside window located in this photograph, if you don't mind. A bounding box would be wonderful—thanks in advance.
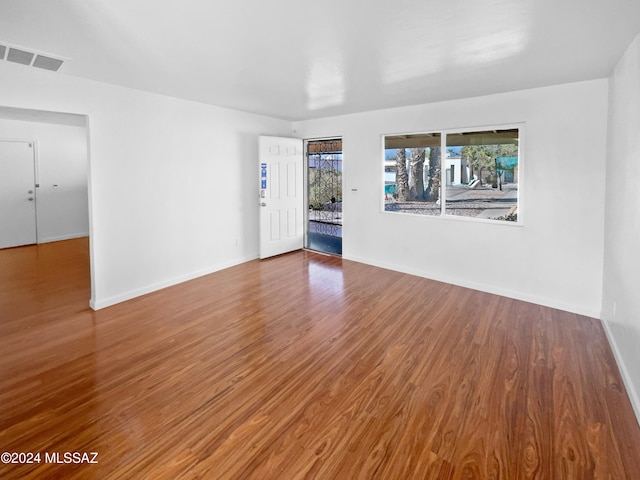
[383,127,520,223]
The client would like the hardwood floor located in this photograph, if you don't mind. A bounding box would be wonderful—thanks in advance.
[1,238,639,479]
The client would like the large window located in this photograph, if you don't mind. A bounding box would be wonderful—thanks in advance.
[383,127,520,223]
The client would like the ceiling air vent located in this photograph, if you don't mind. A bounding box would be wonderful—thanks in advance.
[7,48,34,65]
[33,55,64,72]
[1,43,64,72]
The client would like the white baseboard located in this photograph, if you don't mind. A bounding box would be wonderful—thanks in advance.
[343,253,602,319]
[601,319,640,426]
[90,254,258,311]
[39,232,89,243]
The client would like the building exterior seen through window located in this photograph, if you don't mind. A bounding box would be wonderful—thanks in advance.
[384,127,520,223]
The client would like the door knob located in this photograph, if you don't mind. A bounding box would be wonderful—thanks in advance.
[28,197,34,201]
[260,202,267,207]
[28,190,33,194]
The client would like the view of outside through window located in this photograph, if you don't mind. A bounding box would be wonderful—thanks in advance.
[384,128,519,222]
[307,139,342,255]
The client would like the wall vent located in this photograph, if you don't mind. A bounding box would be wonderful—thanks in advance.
[7,47,34,65]
[33,55,64,72]
[1,43,64,72]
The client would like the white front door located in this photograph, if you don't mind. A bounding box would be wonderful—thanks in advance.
[0,140,37,249]
[259,136,303,259]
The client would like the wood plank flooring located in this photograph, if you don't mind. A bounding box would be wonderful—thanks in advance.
[1,238,639,479]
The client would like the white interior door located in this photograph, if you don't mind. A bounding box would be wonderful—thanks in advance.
[0,140,37,249]
[259,136,303,259]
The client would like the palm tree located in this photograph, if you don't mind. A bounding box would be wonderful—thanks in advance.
[408,148,425,200]
[426,146,441,201]
[395,148,409,201]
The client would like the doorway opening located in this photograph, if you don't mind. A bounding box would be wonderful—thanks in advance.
[305,138,342,256]
[0,105,92,305]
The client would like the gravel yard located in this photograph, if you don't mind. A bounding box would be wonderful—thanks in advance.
[385,201,497,217]
[384,184,518,219]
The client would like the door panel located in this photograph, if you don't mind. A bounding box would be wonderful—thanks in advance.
[270,211,280,241]
[259,136,303,259]
[0,141,37,249]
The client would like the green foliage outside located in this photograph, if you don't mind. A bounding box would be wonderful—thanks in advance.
[309,167,342,210]
[460,144,518,186]
[496,211,518,222]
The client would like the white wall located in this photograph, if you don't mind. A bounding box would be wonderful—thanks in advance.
[0,61,292,309]
[0,115,89,243]
[294,80,609,318]
[0,60,612,325]
[602,33,640,420]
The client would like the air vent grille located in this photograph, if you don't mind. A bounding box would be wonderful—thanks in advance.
[33,55,64,72]
[7,48,34,65]
[1,43,64,72]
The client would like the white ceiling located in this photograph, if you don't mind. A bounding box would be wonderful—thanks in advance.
[1,0,639,121]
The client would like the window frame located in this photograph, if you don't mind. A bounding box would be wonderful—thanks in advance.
[381,122,524,226]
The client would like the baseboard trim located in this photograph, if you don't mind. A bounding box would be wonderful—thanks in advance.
[39,232,89,243]
[90,254,258,311]
[343,253,601,319]
[601,319,640,426]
